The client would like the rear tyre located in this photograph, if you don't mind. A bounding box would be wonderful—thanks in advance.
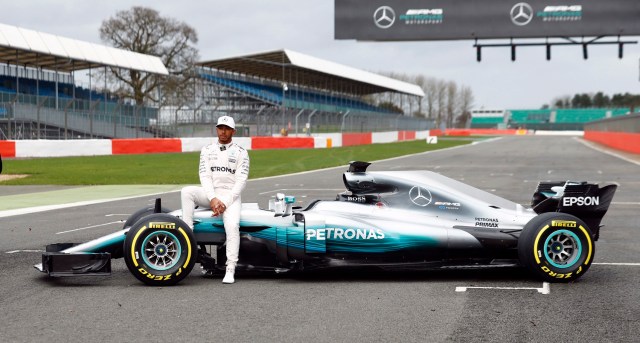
[518,212,594,283]
[124,214,196,286]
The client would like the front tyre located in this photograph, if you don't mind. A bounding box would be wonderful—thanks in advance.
[123,206,171,229]
[518,213,594,283]
[124,214,196,286]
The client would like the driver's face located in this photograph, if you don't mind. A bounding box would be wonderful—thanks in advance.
[216,125,235,144]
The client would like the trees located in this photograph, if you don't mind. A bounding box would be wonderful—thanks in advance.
[592,92,610,108]
[611,93,640,108]
[435,79,447,127]
[457,86,475,128]
[550,92,640,109]
[377,101,404,113]
[571,93,592,108]
[367,72,474,128]
[424,77,438,119]
[551,96,571,109]
[99,6,199,106]
[445,81,457,128]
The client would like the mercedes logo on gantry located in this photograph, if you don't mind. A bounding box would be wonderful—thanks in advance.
[510,2,533,26]
[373,6,395,29]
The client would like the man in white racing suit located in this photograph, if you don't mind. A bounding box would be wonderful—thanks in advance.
[181,115,250,284]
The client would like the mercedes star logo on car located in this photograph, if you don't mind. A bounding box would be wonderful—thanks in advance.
[373,6,395,29]
[409,186,432,207]
[510,2,533,26]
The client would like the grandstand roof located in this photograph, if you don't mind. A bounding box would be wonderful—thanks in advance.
[0,23,168,75]
[197,49,424,97]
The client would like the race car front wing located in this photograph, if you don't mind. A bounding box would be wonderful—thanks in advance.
[34,231,125,277]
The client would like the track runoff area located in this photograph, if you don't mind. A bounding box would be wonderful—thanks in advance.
[1,135,639,342]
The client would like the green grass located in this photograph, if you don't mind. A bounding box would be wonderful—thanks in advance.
[1,139,470,185]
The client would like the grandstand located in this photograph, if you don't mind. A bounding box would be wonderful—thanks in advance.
[469,109,506,128]
[0,23,430,140]
[0,64,160,139]
[191,49,429,136]
[0,22,167,140]
[471,108,630,130]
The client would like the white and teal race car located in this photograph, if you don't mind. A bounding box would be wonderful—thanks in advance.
[36,161,617,286]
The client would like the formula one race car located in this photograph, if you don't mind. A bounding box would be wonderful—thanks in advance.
[35,161,617,285]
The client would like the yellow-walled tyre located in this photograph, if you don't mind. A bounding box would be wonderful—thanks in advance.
[518,212,594,283]
[124,214,196,286]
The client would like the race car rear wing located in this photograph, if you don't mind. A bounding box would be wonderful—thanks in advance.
[531,181,617,240]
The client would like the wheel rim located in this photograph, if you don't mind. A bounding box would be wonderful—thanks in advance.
[543,229,582,269]
[141,230,182,271]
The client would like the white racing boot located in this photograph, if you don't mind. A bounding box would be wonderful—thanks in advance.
[222,266,235,284]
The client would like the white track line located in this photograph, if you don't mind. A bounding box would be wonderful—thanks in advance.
[0,191,180,218]
[56,220,123,235]
[6,249,44,254]
[593,262,640,266]
[576,137,640,167]
[611,202,640,206]
[251,138,495,181]
[456,282,550,294]
[0,139,489,218]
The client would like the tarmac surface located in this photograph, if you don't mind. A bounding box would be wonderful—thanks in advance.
[0,136,639,342]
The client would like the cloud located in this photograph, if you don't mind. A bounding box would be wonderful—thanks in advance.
[1,0,638,110]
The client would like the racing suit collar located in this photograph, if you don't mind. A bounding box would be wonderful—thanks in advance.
[217,141,233,151]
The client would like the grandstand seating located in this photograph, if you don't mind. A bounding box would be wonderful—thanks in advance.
[199,72,394,114]
[470,117,503,125]
[508,109,551,124]
[0,74,160,138]
[554,108,628,123]
[0,74,159,117]
[469,109,504,128]
[471,108,630,130]
[0,75,106,101]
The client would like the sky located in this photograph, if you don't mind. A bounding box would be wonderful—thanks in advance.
[1,0,639,110]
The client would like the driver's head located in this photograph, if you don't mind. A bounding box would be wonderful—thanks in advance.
[216,116,236,144]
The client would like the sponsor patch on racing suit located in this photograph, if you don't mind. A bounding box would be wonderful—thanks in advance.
[198,142,250,207]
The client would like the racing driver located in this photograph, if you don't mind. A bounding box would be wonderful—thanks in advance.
[180,115,250,284]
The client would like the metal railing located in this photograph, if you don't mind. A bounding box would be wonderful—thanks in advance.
[0,88,434,140]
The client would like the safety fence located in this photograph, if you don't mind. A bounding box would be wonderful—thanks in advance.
[0,88,433,140]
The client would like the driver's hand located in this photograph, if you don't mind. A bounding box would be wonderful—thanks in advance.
[210,198,226,216]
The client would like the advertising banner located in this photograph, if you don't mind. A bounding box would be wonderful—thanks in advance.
[335,0,640,41]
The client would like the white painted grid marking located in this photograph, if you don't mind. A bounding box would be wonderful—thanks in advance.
[454,264,640,294]
[456,282,550,294]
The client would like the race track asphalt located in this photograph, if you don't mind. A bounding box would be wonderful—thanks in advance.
[0,135,638,342]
